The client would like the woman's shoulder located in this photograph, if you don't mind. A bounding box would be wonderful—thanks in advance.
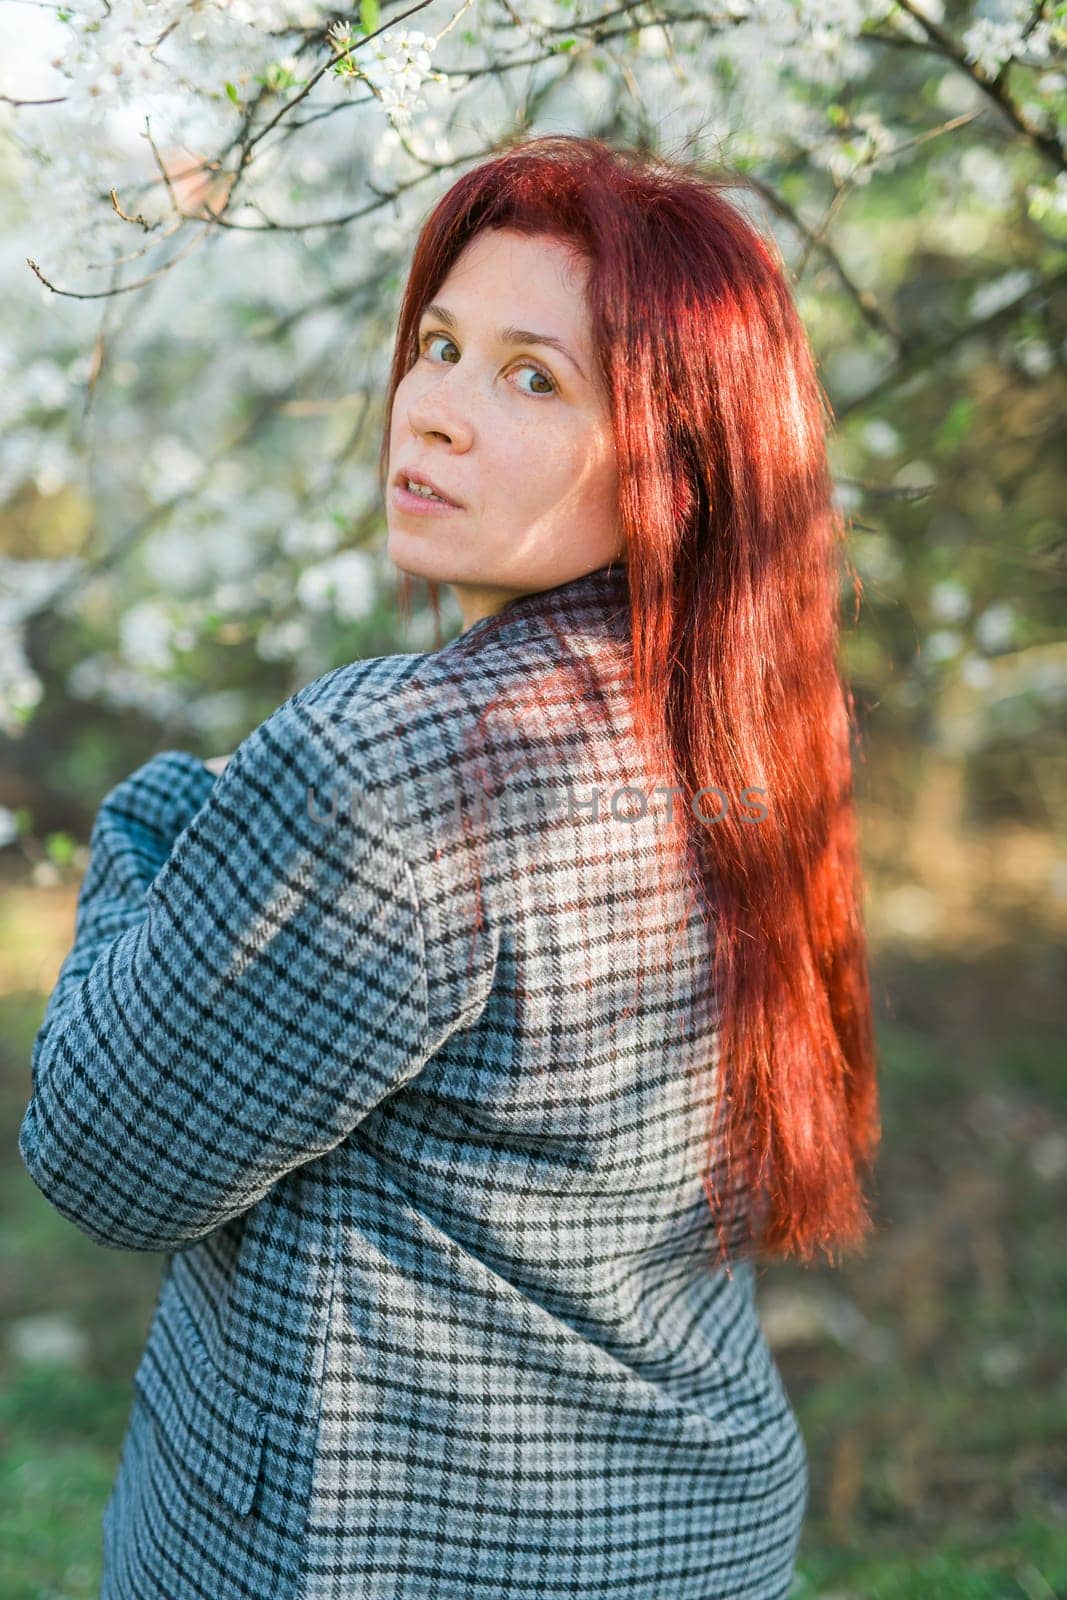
[291,648,430,718]
[234,646,490,815]
[248,617,624,857]
[250,635,572,863]
[294,620,565,713]
[281,630,566,768]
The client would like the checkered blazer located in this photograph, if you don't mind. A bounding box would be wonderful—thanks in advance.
[19,562,807,1600]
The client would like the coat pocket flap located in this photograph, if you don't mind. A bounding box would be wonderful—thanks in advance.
[133,1288,268,1517]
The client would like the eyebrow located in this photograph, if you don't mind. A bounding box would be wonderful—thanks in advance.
[420,301,588,382]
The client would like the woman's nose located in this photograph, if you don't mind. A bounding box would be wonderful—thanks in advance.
[405,375,476,451]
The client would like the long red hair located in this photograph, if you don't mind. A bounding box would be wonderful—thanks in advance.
[378,134,880,1269]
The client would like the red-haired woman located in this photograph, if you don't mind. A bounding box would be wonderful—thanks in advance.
[22,134,879,1600]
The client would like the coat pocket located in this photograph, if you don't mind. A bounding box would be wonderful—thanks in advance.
[132,1286,268,1517]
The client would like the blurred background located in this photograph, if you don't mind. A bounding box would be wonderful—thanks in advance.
[1,2,1064,1597]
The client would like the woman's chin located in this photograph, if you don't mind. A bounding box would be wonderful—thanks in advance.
[386,527,472,590]
[385,525,437,580]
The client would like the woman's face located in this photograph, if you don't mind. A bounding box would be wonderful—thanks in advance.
[386,227,623,631]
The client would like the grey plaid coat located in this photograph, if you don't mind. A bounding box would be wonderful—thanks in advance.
[19,562,807,1599]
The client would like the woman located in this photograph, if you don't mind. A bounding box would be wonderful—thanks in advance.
[19,134,879,1599]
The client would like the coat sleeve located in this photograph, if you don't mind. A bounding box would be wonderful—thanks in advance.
[17,689,434,1253]
[29,751,219,1049]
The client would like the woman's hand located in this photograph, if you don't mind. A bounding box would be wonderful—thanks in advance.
[203,753,232,776]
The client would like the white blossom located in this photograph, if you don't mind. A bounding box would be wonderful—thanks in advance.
[961,0,1055,77]
[0,806,21,849]
[960,654,995,691]
[929,580,971,624]
[974,602,1016,654]
[144,523,213,591]
[185,686,247,738]
[0,0,1059,733]
[861,420,901,458]
[334,26,443,133]
[852,532,904,587]
[1017,338,1054,379]
[959,146,1015,209]
[66,653,187,716]
[295,549,375,621]
[1027,172,1067,223]
[968,268,1037,320]
[281,518,344,558]
[255,617,309,660]
[119,597,176,670]
[0,633,45,737]
[142,436,205,501]
[924,629,963,663]
[0,557,83,626]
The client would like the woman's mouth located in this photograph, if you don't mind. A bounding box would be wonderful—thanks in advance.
[392,479,464,515]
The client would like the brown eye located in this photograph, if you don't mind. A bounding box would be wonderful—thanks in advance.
[420,332,459,363]
[513,363,556,397]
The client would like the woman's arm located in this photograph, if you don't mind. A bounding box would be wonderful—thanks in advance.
[18,691,437,1254]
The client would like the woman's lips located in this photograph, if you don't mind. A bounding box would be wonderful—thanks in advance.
[392,481,464,515]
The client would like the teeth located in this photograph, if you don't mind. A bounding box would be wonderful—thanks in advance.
[406,479,445,500]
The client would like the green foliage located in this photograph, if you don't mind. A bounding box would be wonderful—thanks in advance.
[935,397,977,454]
[9,807,31,838]
[255,63,301,93]
[43,832,76,869]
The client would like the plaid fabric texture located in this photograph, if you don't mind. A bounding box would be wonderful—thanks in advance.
[20,562,807,1599]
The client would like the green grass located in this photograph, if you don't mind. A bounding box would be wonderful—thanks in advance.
[0,1367,134,1600]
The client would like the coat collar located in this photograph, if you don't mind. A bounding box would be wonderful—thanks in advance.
[455,561,630,647]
